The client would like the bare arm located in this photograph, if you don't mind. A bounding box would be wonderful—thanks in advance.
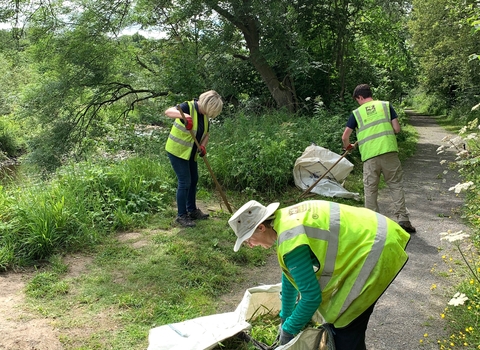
[342,127,354,149]
[391,118,401,134]
[201,133,210,147]
[164,106,191,120]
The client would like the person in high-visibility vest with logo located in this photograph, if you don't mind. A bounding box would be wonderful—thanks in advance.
[165,90,223,228]
[342,84,416,233]
[229,199,410,350]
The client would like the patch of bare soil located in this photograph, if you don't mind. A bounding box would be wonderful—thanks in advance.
[0,230,159,349]
[0,269,63,350]
[0,113,471,349]
[0,254,97,350]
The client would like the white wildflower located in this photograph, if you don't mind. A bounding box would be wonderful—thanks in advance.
[455,150,469,159]
[467,118,478,129]
[459,126,468,135]
[465,133,477,140]
[441,135,452,142]
[443,170,448,175]
[449,136,465,148]
[448,181,474,193]
[305,97,311,101]
[436,145,446,154]
[448,292,469,306]
[440,160,447,165]
[440,230,470,242]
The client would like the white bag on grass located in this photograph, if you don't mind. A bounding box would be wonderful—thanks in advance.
[293,144,359,200]
[147,283,330,350]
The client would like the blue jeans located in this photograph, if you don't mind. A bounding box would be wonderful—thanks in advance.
[167,152,198,216]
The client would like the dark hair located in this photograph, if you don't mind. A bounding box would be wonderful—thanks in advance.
[263,219,274,228]
[353,84,373,99]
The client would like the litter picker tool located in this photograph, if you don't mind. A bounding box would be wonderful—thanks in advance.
[176,105,233,214]
[298,142,357,200]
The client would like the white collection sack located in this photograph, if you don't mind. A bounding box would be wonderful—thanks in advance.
[147,283,328,350]
[293,144,360,200]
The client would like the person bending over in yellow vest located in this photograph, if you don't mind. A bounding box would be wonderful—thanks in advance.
[229,199,411,350]
[342,84,416,233]
[165,90,223,228]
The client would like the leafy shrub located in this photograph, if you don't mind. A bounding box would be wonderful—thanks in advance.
[0,156,175,268]
[410,90,448,116]
[0,118,22,157]
[205,109,349,195]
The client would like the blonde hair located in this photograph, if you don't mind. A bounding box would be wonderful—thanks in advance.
[198,90,223,118]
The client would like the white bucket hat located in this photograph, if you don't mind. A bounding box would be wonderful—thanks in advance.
[229,200,280,252]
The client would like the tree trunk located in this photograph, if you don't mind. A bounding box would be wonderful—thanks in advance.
[248,47,296,112]
[210,2,296,112]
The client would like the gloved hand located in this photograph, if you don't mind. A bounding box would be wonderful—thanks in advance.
[184,116,193,130]
[198,145,207,157]
[279,328,295,345]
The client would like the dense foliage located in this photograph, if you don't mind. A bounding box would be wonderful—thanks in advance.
[408,0,480,116]
[0,0,416,171]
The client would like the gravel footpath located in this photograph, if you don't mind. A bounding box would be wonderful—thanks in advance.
[366,111,470,349]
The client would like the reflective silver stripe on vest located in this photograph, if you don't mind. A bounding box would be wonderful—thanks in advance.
[339,212,388,315]
[174,120,189,132]
[357,130,395,146]
[277,202,341,288]
[353,109,363,128]
[381,101,389,117]
[321,202,341,287]
[357,118,390,133]
[168,133,193,148]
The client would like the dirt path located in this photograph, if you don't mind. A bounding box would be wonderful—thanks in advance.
[0,112,470,349]
[366,111,469,349]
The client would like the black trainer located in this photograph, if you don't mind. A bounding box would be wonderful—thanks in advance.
[399,221,416,233]
[176,214,196,227]
[188,208,209,220]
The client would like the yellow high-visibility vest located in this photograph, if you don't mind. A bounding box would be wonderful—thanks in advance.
[276,200,410,327]
[353,100,398,161]
[165,101,209,160]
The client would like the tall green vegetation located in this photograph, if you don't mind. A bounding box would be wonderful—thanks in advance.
[408,0,480,116]
[0,157,175,269]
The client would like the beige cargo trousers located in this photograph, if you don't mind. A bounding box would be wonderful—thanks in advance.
[362,151,410,222]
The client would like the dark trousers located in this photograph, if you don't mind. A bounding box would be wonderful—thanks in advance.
[167,152,198,216]
[331,302,376,350]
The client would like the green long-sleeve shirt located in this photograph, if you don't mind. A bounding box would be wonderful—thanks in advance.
[279,244,322,335]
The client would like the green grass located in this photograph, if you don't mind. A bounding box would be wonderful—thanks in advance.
[23,212,273,349]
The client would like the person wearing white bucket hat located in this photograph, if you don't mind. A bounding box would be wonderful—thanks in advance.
[230,200,280,252]
[229,199,411,350]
